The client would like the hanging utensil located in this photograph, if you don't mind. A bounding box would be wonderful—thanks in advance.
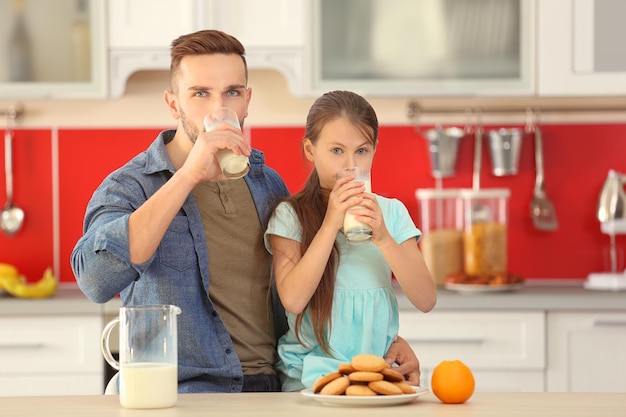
[471,112,490,223]
[528,109,558,231]
[424,126,465,179]
[2,115,25,236]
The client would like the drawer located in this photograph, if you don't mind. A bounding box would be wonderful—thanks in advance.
[419,369,544,392]
[0,374,103,396]
[399,310,545,370]
[0,315,103,374]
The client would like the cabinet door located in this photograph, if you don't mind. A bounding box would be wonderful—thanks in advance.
[203,0,306,97]
[0,0,107,99]
[0,315,103,374]
[0,315,104,396]
[206,0,305,48]
[547,312,626,392]
[108,0,197,49]
[399,310,545,392]
[107,0,199,97]
[0,375,102,396]
[538,0,626,95]
[308,0,535,97]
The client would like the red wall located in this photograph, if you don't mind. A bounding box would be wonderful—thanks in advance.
[1,124,625,284]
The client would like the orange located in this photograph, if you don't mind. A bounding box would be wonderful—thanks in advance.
[430,359,475,404]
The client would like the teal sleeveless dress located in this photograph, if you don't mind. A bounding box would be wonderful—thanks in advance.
[264,195,421,391]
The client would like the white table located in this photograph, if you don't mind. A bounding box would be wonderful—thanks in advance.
[0,392,624,417]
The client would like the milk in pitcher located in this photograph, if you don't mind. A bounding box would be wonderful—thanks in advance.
[120,363,178,409]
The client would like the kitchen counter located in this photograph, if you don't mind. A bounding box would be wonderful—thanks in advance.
[1,280,625,316]
[0,285,104,315]
[395,279,626,311]
[0,392,624,417]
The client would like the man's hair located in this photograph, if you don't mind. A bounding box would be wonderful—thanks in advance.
[169,29,248,92]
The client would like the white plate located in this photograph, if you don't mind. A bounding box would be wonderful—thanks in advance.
[300,386,428,407]
[444,282,524,293]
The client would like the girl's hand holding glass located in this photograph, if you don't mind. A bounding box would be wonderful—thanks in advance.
[336,167,372,244]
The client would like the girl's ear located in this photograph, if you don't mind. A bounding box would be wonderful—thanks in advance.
[303,138,315,161]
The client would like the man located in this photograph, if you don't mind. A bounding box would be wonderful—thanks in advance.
[72,29,420,393]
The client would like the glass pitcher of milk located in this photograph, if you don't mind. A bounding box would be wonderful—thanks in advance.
[101,304,182,409]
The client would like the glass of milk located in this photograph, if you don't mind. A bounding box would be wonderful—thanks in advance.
[203,107,250,179]
[101,304,182,409]
[336,167,372,244]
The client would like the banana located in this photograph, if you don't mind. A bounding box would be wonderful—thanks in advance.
[0,267,58,299]
[0,263,20,291]
[0,263,19,277]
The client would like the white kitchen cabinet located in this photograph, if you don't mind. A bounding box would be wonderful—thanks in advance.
[200,0,307,96]
[205,0,304,48]
[538,0,626,96]
[107,0,307,97]
[547,312,626,392]
[0,315,103,396]
[108,0,198,49]
[399,310,545,392]
[305,0,535,97]
[0,0,107,99]
[107,0,201,97]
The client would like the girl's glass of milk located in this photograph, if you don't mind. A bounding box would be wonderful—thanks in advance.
[203,107,250,179]
[101,304,182,409]
[336,167,372,244]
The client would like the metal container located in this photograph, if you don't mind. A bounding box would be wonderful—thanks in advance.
[486,128,523,176]
[424,127,465,178]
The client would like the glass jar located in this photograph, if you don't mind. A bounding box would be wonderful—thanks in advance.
[416,188,464,285]
[460,188,510,277]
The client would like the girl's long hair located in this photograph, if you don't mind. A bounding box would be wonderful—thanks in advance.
[288,90,378,355]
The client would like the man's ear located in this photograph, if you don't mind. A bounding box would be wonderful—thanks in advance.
[302,138,315,161]
[164,90,180,119]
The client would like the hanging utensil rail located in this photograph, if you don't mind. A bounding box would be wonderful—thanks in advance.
[0,103,24,122]
[407,101,626,129]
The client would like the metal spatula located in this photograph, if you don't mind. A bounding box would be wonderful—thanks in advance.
[471,119,490,223]
[529,118,558,231]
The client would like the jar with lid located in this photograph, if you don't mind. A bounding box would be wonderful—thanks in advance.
[460,188,510,277]
[416,188,464,285]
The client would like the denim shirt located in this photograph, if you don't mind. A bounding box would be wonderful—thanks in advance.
[71,130,290,393]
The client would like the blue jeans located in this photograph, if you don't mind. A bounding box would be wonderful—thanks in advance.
[242,374,281,392]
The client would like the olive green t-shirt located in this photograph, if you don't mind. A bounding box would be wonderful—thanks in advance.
[192,179,277,376]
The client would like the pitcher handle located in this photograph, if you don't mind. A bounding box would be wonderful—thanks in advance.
[101,317,120,371]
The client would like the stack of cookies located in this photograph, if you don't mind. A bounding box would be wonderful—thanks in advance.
[313,353,416,396]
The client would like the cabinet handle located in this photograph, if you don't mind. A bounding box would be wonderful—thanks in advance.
[592,320,626,327]
[406,338,485,344]
[0,343,45,349]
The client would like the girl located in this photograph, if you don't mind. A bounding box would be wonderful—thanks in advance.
[264,90,436,391]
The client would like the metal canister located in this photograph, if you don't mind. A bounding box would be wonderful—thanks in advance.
[486,128,523,176]
[424,127,466,178]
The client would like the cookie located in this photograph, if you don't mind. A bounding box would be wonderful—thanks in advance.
[345,384,378,396]
[368,380,403,395]
[313,371,342,393]
[337,363,356,374]
[348,371,384,383]
[350,353,388,373]
[393,381,417,394]
[320,375,350,395]
[381,367,404,382]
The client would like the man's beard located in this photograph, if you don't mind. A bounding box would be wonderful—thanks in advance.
[180,109,201,144]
